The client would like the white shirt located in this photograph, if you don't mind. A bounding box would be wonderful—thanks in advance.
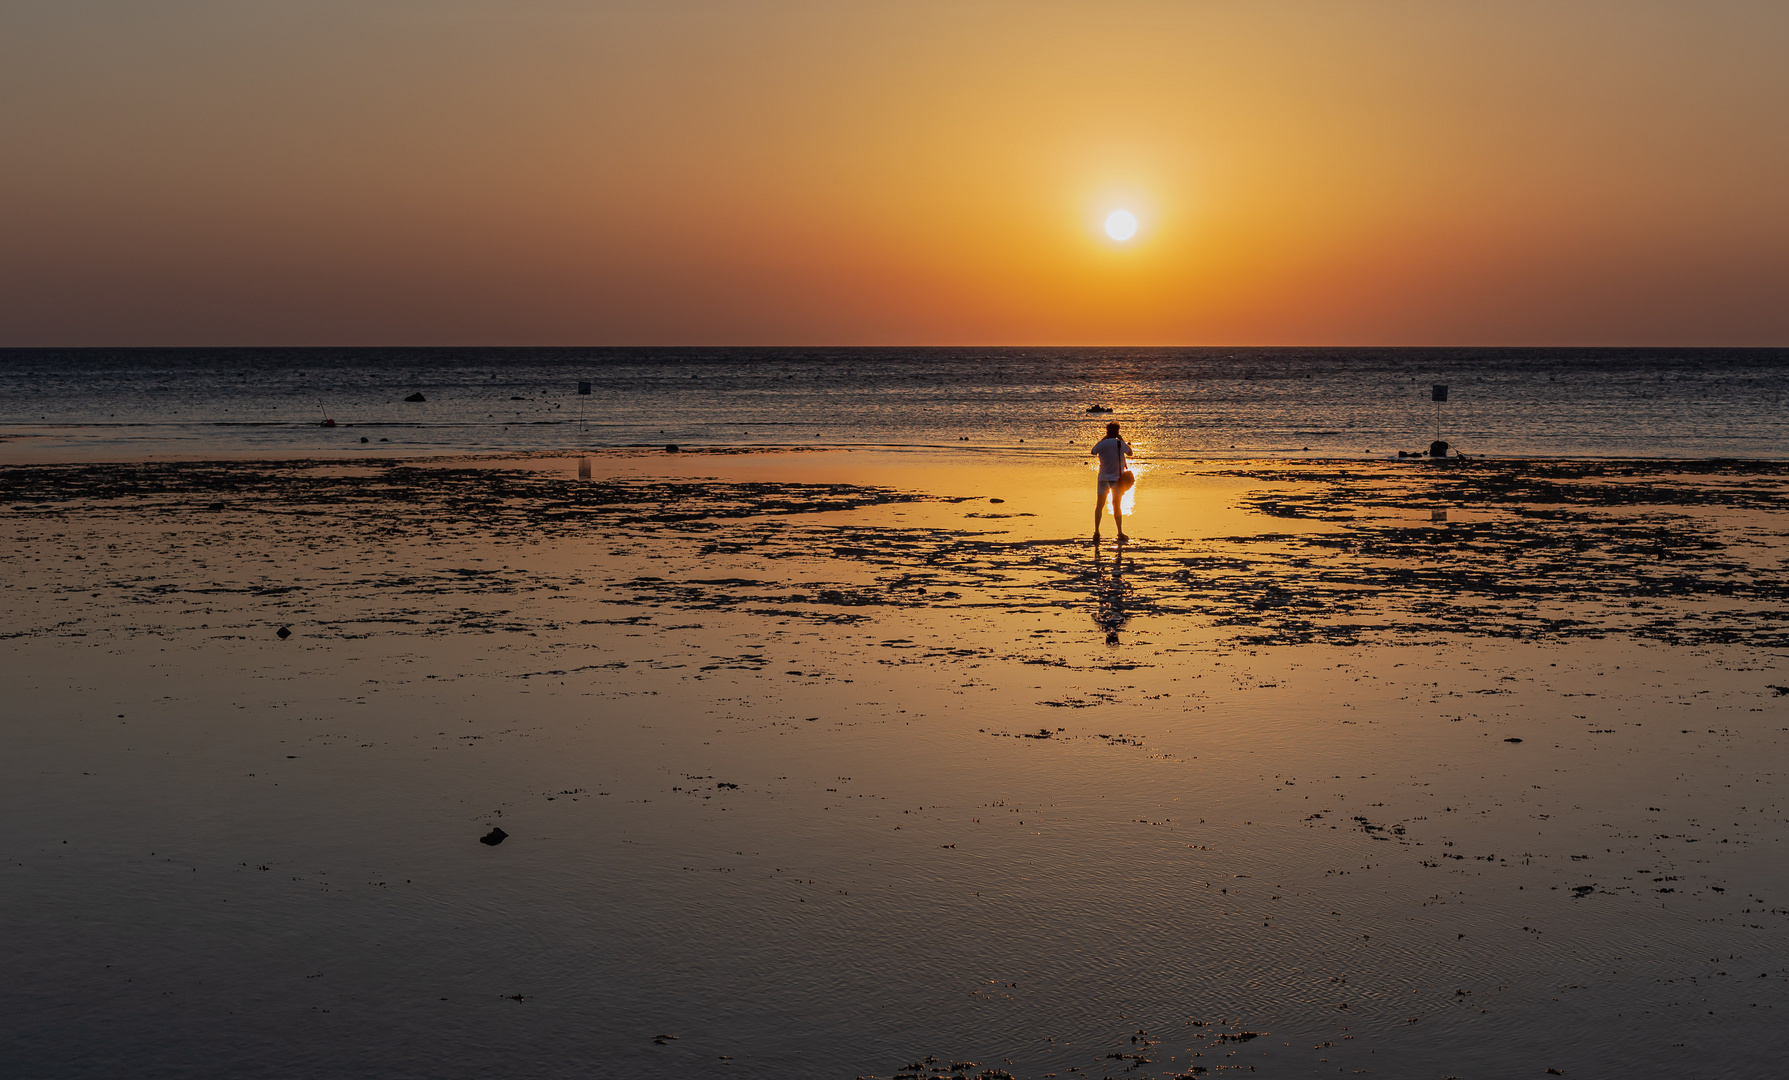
[1091,437,1133,481]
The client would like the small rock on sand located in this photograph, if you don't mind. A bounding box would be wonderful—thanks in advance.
[405,392,427,402]
[275,626,291,639]
[479,827,509,846]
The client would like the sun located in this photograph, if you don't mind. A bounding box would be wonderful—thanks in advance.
[1104,210,1137,242]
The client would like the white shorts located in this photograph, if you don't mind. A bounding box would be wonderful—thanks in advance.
[1097,475,1123,503]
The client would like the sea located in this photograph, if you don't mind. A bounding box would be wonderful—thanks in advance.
[2,347,1786,460]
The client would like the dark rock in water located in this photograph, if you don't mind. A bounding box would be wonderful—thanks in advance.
[1769,685,1789,696]
[989,498,1005,504]
[1504,737,1523,743]
[479,827,509,846]
[1571,884,1595,897]
[359,437,369,443]
[1086,404,1113,413]
[665,444,680,453]
[1429,440,1449,457]
[275,626,291,639]
[405,392,427,402]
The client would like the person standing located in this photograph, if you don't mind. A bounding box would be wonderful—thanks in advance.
[1091,422,1134,542]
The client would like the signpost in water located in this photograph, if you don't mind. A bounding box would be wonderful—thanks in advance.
[1431,384,1449,457]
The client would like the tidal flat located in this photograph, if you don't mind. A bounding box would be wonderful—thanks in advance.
[3,450,1787,1079]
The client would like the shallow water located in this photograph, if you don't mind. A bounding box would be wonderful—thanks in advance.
[3,452,1788,1078]
[3,346,1786,461]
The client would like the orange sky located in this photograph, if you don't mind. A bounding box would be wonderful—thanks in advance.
[2,0,1785,345]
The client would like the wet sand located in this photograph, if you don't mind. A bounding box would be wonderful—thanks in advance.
[3,450,1788,1078]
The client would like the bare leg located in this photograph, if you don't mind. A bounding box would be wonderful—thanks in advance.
[1093,484,1106,538]
[1116,475,1130,543]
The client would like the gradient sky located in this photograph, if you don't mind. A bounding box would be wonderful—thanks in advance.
[3,0,1785,346]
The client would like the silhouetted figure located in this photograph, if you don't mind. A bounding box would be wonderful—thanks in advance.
[1091,422,1134,543]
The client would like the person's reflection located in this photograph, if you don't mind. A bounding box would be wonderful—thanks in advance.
[1094,542,1128,644]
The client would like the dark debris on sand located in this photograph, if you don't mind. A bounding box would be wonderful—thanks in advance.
[5,457,1786,651]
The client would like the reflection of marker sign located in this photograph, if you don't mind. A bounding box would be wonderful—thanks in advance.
[1432,385,1448,402]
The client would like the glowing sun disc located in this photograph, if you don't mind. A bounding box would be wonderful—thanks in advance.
[1105,210,1137,241]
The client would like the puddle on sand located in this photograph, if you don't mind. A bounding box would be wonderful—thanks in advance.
[2,452,1788,1079]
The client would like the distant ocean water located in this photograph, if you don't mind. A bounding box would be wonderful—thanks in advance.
[1,347,1785,460]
